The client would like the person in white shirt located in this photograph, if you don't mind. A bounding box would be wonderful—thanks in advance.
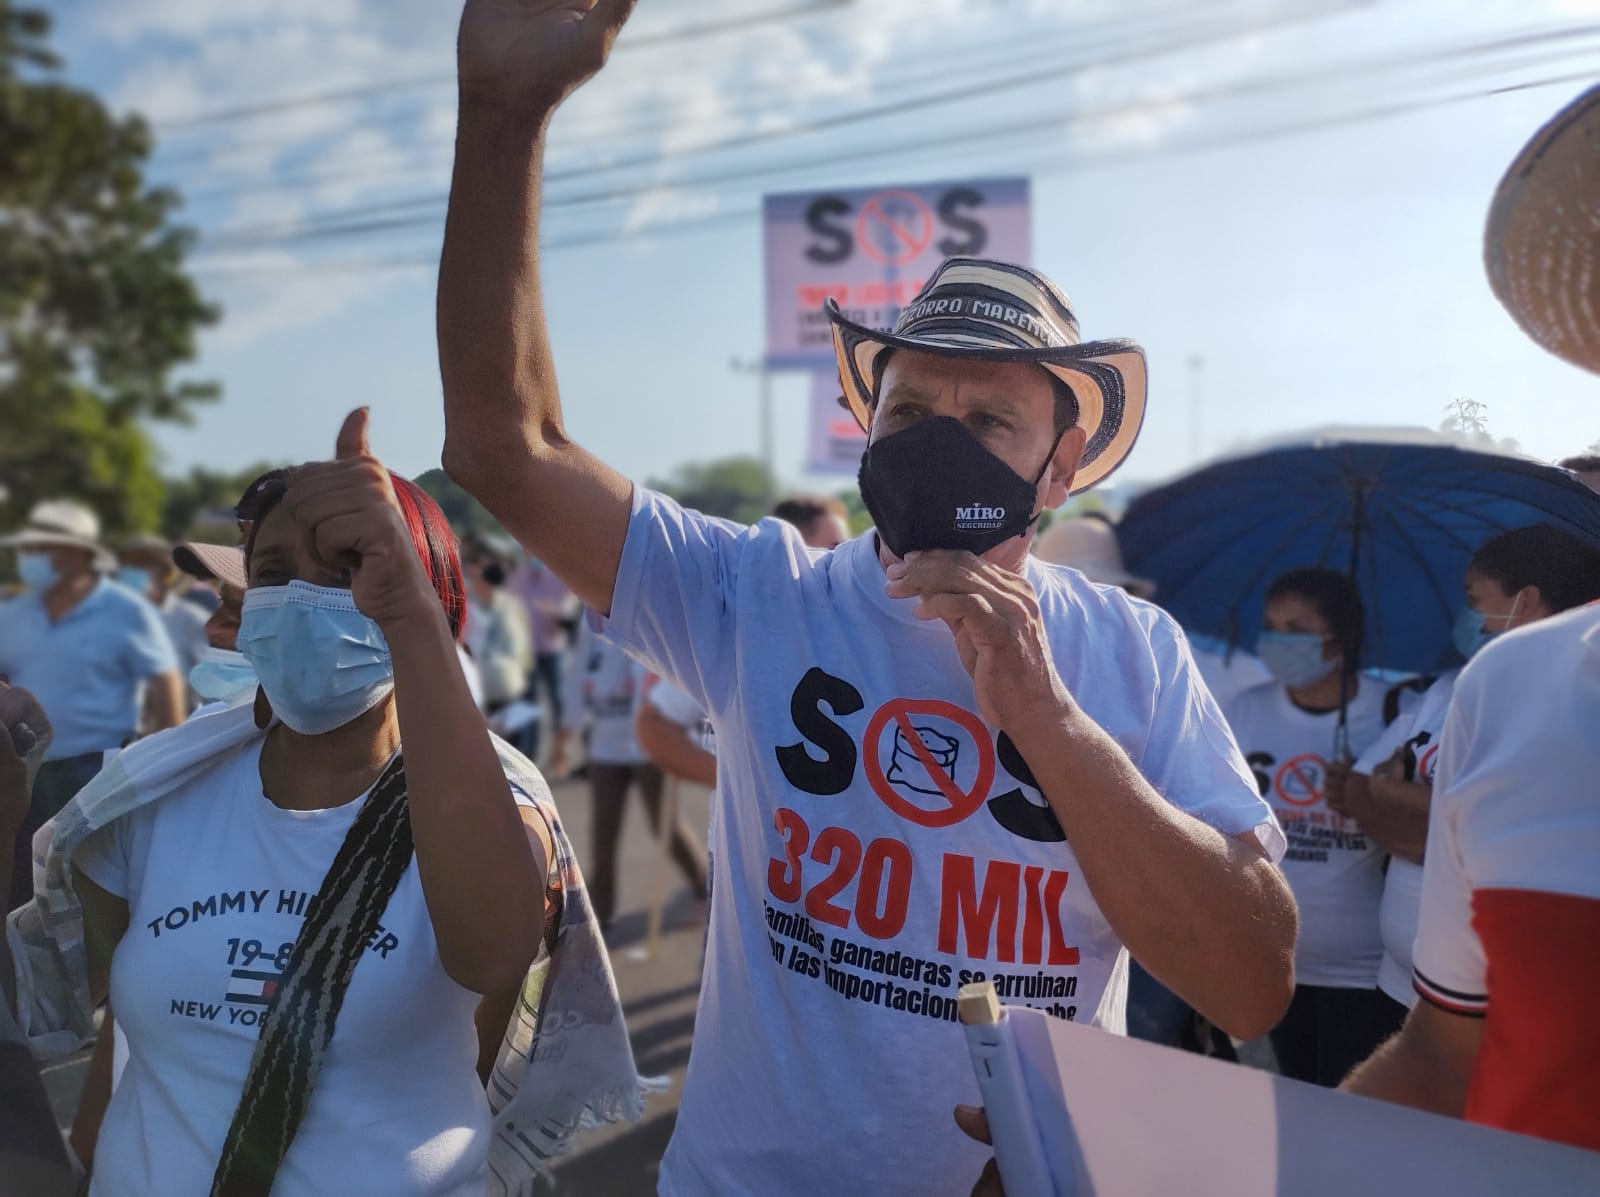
[114,535,210,695]
[1225,566,1408,1085]
[437,6,1296,1192]
[565,622,708,931]
[1328,525,1600,1016]
[66,422,556,1195]
[462,543,534,712]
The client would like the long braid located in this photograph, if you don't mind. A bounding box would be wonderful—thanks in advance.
[210,756,414,1196]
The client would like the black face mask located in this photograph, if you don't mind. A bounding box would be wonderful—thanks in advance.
[858,415,1059,558]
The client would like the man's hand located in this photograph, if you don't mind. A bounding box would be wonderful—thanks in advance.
[954,1105,1004,1197]
[281,410,439,632]
[885,551,1069,734]
[458,0,639,116]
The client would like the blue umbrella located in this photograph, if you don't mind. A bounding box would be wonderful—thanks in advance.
[1118,428,1600,683]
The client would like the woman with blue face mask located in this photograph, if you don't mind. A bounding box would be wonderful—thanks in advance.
[1223,567,1405,1086]
[58,412,573,1196]
[1327,524,1600,1025]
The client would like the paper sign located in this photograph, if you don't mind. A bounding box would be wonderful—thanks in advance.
[1000,1006,1600,1195]
[764,178,1031,369]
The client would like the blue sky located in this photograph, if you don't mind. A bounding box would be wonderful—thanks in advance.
[42,0,1600,498]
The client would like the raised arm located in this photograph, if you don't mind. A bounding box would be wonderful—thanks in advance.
[439,0,639,615]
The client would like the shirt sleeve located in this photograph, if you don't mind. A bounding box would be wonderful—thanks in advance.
[1410,687,1488,1015]
[589,486,750,717]
[648,679,706,729]
[122,596,180,681]
[1141,611,1286,862]
[1354,709,1414,774]
[72,810,137,900]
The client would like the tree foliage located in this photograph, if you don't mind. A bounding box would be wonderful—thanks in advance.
[646,456,775,524]
[0,2,217,534]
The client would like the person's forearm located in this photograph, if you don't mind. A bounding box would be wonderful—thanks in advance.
[437,103,630,613]
[1342,1003,1478,1113]
[69,1008,116,1168]
[386,603,545,994]
[636,707,717,787]
[1014,704,1296,1040]
[1361,777,1431,863]
[145,671,185,731]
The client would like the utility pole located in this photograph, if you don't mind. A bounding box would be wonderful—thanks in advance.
[731,357,776,501]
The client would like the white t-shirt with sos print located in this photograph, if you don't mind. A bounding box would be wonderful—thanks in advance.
[74,740,502,1197]
[1225,679,1392,988]
[594,488,1282,1197]
[1354,669,1460,1005]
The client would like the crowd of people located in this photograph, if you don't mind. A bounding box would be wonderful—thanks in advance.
[2,2,1599,1194]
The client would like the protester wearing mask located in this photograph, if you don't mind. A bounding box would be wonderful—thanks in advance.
[564,621,708,932]
[115,535,210,690]
[171,540,256,707]
[7,413,639,1195]
[1342,82,1600,1153]
[0,501,184,911]
[463,544,534,713]
[1330,525,1600,1017]
[1224,567,1407,1085]
[438,6,1295,1192]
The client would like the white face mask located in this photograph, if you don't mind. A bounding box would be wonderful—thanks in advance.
[235,582,394,735]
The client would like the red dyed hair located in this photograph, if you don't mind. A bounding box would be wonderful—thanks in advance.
[238,467,468,642]
[389,475,468,642]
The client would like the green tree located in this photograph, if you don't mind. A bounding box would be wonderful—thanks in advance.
[413,468,513,544]
[1440,398,1520,455]
[0,2,217,534]
[647,456,774,524]
[161,461,282,542]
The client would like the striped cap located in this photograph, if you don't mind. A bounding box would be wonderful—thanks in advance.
[1486,84,1600,375]
[828,258,1147,494]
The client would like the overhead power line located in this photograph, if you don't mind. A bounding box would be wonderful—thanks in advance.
[192,24,1600,255]
[153,0,857,132]
[194,0,1363,248]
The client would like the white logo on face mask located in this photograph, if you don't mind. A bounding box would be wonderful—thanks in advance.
[954,504,1006,531]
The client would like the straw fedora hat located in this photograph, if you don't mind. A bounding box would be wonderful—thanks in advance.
[827,258,1147,493]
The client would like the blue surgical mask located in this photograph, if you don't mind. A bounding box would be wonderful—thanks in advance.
[1453,594,1522,661]
[16,553,58,592]
[117,567,152,597]
[189,647,259,705]
[236,581,394,735]
[1256,630,1339,689]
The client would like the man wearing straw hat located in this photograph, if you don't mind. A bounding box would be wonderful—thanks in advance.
[1343,85,1600,1153]
[0,500,183,909]
[438,2,1296,1192]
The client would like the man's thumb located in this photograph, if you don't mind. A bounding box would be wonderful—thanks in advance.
[336,407,372,460]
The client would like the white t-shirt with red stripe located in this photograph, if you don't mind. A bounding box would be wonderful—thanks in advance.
[1411,604,1600,1151]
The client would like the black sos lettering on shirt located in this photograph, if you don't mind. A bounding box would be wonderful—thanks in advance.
[773,668,1064,843]
[988,733,1065,842]
[776,667,865,796]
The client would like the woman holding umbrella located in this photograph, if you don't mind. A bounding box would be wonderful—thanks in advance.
[1329,525,1600,1021]
[1224,567,1403,1086]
